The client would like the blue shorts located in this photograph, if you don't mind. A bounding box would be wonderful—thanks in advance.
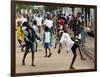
[44,43,51,48]
[26,42,34,51]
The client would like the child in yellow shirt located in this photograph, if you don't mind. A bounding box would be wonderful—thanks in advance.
[16,21,23,47]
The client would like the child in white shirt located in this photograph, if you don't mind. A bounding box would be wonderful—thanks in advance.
[36,15,43,34]
[58,28,86,69]
[43,26,52,57]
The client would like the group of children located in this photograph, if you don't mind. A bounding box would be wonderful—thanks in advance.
[16,12,86,69]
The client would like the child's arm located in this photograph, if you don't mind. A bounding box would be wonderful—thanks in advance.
[42,33,45,45]
[34,32,41,41]
[58,33,64,54]
[58,43,62,54]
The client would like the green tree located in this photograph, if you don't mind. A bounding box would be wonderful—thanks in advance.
[16,4,34,13]
[44,6,58,12]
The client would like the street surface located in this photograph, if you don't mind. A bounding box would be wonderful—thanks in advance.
[16,29,95,73]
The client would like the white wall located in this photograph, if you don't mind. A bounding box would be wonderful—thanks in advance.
[0,0,100,77]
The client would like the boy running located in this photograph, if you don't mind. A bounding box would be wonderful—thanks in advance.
[58,28,86,69]
[22,22,41,66]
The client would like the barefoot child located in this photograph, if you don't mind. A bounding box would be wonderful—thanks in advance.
[22,22,41,66]
[43,26,52,57]
[32,20,40,52]
[58,28,86,69]
[16,21,23,47]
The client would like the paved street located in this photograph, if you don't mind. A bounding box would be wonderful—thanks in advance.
[16,29,95,73]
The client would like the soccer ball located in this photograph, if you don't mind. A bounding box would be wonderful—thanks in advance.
[85,27,91,32]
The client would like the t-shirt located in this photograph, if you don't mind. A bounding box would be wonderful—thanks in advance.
[76,17,82,25]
[58,19,64,26]
[43,19,53,28]
[60,33,74,51]
[32,25,38,32]
[36,17,43,26]
[44,32,51,43]
[22,18,27,25]
[68,15,72,21]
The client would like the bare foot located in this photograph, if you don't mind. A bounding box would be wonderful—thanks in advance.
[32,64,36,67]
[21,48,24,52]
[44,55,47,57]
[22,61,25,66]
[81,57,86,60]
[48,53,52,57]
[70,66,76,69]
[58,50,61,54]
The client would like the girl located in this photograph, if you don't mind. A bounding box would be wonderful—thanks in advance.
[58,28,86,69]
[43,26,52,57]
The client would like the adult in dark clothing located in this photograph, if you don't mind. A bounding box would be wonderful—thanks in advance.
[73,13,82,38]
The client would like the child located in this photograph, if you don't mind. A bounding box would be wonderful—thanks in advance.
[54,18,64,48]
[54,28,63,48]
[22,22,41,66]
[16,21,23,47]
[36,14,43,34]
[58,28,86,69]
[21,26,27,52]
[32,20,40,52]
[80,27,86,46]
[43,26,52,57]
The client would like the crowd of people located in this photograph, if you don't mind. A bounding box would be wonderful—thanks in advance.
[16,11,87,69]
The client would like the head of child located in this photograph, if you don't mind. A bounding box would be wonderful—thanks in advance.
[81,27,84,31]
[47,14,52,20]
[26,22,33,31]
[38,14,41,17]
[33,20,37,26]
[63,27,68,33]
[44,26,49,32]
[17,21,21,26]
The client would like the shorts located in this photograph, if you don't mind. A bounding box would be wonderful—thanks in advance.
[37,25,42,27]
[71,43,79,53]
[26,42,34,52]
[44,43,51,48]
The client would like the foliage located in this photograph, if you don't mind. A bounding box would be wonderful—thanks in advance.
[16,4,34,13]
[44,6,58,12]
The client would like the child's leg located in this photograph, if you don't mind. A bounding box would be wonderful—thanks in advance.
[70,44,78,69]
[78,46,86,60]
[31,50,35,66]
[44,48,47,57]
[18,40,22,47]
[54,34,59,48]
[70,50,77,69]
[35,41,38,52]
[48,48,52,57]
[21,44,26,51]
[22,48,29,65]
[58,43,62,54]
[54,40,57,48]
